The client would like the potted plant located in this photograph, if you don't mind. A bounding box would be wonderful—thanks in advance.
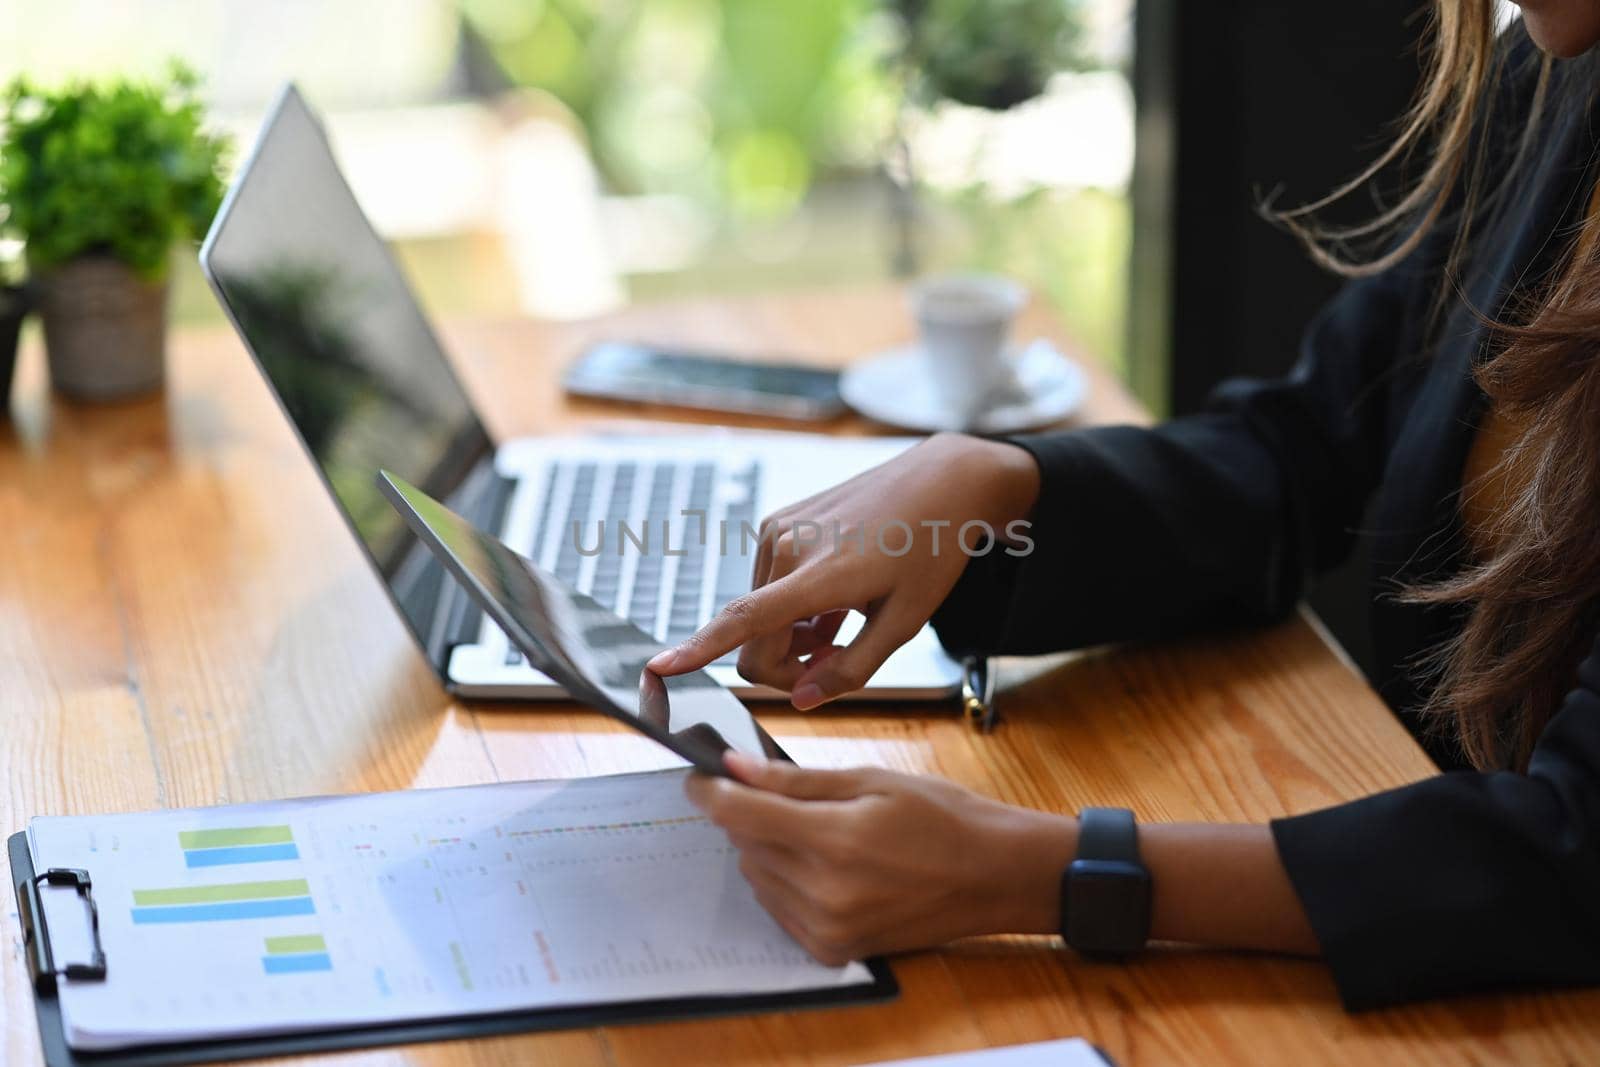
[881,0,1090,274]
[0,65,227,401]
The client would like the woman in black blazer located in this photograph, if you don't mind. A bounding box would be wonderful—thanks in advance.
[648,3,1600,1010]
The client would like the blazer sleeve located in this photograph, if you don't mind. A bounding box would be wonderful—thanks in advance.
[929,240,1438,656]
[1270,631,1600,1009]
[929,30,1551,659]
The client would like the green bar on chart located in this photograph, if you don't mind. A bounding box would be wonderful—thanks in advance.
[178,825,294,850]
[132,878,310,906]
[264,934,327,955]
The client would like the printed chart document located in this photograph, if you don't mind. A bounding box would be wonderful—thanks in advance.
[27,769,873,1051]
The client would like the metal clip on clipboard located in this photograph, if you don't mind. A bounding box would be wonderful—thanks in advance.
[18,867,108,995]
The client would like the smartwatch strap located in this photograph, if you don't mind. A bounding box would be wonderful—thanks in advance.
[1077,807,1139,863]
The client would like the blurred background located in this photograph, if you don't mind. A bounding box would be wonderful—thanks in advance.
[1,1,1433,677]
[0,0,1133,375]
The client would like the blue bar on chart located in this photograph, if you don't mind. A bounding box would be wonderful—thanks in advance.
[178,825,300,868]
[185,843,299,868]
[263,953,333,974]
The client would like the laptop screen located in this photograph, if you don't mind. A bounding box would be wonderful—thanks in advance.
[201,86,496,662]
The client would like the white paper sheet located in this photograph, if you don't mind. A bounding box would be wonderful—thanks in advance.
[28,768,871,1050]
[857,1037,1109,1067]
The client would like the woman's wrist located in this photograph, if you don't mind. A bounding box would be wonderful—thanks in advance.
[969,804,1078,936]
[1140,823,1320,953]
[934,432,1042,531]
[968,813,1322,952]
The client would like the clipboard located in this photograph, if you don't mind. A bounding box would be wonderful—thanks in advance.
[10,832,898,1067]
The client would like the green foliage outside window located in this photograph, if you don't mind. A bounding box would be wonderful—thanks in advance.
[0,64,229,281]
[463,0,1093,219]
[462,0,1122,368]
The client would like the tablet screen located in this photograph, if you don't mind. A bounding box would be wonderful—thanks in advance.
[378,471,785,774]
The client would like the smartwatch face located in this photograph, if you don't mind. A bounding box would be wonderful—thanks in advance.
[1066,859,1152,956]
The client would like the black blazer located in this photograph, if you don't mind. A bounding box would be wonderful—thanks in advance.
[931,28,1600,1010]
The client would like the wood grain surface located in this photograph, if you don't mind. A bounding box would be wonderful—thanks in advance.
[3,287,1597,1066]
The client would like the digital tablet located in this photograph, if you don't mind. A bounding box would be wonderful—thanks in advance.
[377,470,786,774]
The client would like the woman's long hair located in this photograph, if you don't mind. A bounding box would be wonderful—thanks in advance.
[1277,2,1600,770]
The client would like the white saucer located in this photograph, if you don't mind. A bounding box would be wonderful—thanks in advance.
[840,339,1088,434]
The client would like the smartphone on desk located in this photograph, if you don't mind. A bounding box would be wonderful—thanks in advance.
[564,340,846,421]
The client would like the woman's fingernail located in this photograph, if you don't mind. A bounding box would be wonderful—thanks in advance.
[647,649,677,671]
[791,683,823,710]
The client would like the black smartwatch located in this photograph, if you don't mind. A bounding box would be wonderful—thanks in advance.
[1059,807,1151,958]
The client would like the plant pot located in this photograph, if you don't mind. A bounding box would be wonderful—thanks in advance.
[36,257,169,401]
[0,285,26,415]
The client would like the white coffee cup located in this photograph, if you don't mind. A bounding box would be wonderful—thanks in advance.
[909,273,1026,425]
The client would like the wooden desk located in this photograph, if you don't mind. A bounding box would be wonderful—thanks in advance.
[3,288,1596,1065]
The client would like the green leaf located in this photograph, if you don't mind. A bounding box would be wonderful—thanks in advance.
[0,64,232,281]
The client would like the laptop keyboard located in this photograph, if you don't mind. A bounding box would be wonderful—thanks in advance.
[505,458,760,669]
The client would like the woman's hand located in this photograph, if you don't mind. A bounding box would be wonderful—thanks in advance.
[648,433,1041,708]
[686,751,1076,965]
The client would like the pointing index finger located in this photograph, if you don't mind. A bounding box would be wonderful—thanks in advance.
[647,574,837,676]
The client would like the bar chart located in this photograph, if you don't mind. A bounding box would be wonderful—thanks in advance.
[129,824,332,979]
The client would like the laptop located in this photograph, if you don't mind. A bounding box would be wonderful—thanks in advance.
[198,84,963,701]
